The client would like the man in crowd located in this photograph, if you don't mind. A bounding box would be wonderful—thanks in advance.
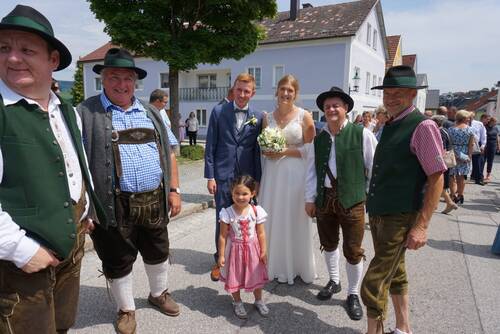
[149,88,179,148]
[470,111,487,185]
[305,87,377,321]
[0,5,104,333]
[444,106,457,128]
[361,65,446,334]
[204,73,264,281]
[78,48,181,334]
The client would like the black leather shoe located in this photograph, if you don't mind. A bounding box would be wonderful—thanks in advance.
[346,294,363,320]
[316,280,341,300]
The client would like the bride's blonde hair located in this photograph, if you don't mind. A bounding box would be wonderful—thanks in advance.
[275,74,300,99]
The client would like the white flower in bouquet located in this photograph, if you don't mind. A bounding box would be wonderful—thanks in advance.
[258,127,286,153]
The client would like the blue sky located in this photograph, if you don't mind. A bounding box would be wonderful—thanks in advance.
[1,0,499,93]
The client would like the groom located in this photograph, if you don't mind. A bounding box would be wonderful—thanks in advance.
[204,73,264,281]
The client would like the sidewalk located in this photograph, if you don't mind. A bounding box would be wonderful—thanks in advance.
[74,158,500,334]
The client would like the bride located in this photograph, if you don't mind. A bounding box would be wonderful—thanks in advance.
[258,74,317,284]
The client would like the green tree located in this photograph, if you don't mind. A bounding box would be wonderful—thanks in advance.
[87,0,277,138]
[71,63,84,106]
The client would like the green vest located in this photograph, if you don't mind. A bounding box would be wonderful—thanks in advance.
[366,109,427,215]
[314,122,366,209]
[0,95,105,259]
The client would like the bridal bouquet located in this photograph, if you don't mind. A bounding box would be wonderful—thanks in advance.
[257,127,286,153]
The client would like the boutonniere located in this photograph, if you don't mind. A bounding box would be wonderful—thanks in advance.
[244,115,258,126]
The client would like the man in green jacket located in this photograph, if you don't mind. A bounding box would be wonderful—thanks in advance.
[305,87,377,321]
[0,5,103,333]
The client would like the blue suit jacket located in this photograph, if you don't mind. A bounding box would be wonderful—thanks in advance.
[204,102,263,182]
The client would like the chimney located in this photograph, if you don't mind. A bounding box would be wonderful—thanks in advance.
[290,0,300,21]
[302,3,313,9]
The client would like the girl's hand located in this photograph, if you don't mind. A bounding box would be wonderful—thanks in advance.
[260,252,268,265]
[217,256,225,268]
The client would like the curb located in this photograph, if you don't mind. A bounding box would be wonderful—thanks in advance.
[84,199,215,252]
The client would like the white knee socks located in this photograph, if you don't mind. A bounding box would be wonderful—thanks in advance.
[144,260,169,297]
[323,249,340,283]
[109,272,135,311]
[346,261,363,295]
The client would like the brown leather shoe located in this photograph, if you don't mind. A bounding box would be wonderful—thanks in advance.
[116,310,136,334]
[210,264,220,281]
[148,289,180,316]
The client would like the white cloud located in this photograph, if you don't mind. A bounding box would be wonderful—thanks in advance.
[385,0,500,92]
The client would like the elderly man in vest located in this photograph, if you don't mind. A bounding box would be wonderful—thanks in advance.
[361,66,446,334]
[78,48,181,334]
[0,5,105,333]
[305,87,377,321]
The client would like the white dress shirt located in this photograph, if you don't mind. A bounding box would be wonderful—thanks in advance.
[234,101,249,130]
[0,80,89,267]
[470,119,487,149]
[305,120,378,203]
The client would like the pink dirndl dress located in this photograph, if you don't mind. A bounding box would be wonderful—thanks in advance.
[219,205,269,293]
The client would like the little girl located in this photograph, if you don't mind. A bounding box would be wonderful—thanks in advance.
[218,175,269,319]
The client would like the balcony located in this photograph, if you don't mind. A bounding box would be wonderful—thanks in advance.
[179,87,229,101]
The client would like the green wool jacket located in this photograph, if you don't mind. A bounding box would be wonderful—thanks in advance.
[0,95,105,259]
[366,109,427,216]
[314,122,366,209]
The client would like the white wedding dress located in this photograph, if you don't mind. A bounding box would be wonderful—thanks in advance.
[258,108,317,284]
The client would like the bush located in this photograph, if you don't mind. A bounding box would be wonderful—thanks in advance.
[180,144,205,160]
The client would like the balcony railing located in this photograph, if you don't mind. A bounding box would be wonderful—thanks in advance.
[179,87,229,101]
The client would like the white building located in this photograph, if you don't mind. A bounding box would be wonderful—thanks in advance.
[79,0,388,137]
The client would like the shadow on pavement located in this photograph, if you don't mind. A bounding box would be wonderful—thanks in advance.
[74,285,116,329]
[427,238,498,259]
[169,248,213,275]
[181,193,213,204]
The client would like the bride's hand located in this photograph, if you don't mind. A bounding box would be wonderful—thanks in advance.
[262,150,285,159]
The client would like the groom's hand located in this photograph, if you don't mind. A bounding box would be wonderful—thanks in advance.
[305,202,316,218]
[207,179,217,195]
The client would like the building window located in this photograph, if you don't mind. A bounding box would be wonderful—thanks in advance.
[135,79,144,90]
[378,77,382,97]
[273,65,285,87]
[311,110,320,122]
[196,109,207,126]
[366,23,372,46]
[373,29,378,50]
[226,73,232,87]
[95,77,102,91]
[247,67,262,89]
[198,74,217,89]
[372,74,377,96]
[365,72,371,95]
[160,73,169,88]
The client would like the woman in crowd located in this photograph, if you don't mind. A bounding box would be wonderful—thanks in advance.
[258,74,317,285]
[484,116,499,182]
[431,115,458,213]
[362,111,375,131]
[448,110,474,204]
[186,111,199,146]
[372,106,388,141]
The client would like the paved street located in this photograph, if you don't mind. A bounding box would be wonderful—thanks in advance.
[73,159,500,334]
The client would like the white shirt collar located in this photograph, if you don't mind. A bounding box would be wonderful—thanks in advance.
[233,101,249,111]
[0,79,60,109]
[323,119,349,136]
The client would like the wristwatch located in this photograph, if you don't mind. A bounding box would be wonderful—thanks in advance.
[169,187,181,194]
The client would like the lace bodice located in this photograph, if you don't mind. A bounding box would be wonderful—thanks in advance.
[267,108,305,148]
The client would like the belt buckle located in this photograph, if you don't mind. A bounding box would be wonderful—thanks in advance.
[111,130,119,142]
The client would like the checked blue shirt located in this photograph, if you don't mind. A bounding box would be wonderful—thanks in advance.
[100,93,176,193]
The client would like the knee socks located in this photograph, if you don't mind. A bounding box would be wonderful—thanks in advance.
[323,249,340,284]
[108,272,135,311]
[346,261,363,295]
[144,260,169,297]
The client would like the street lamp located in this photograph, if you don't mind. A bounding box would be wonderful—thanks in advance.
[349,69,360,94]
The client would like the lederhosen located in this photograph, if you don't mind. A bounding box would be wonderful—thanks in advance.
[0,185,88,334]
[315,165,365,264]
[90,127,169,279]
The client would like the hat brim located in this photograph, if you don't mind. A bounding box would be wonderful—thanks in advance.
[316,91,354,112]
[0,24,72,71]
[371,84,428,90]
[93,64,147,80]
